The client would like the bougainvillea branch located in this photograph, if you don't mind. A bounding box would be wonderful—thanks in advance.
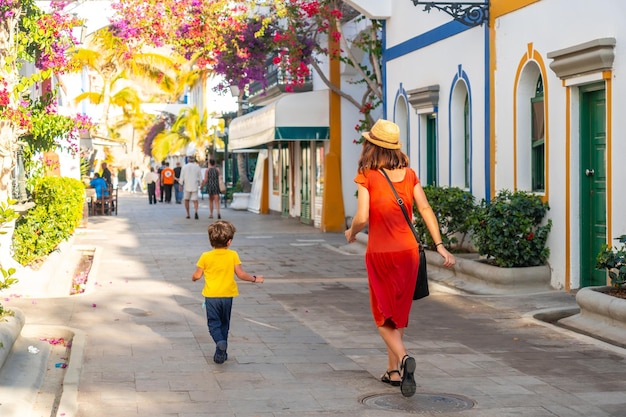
[110,0,382,135]
[0,0,86,201]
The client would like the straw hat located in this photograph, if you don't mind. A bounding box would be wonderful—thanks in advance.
[362,119,401,149]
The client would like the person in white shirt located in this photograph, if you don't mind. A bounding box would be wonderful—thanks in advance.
[179,156,203,219]
[143,166,160,205]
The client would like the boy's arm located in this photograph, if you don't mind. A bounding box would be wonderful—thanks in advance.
[191,266,204,281]
[234,264,264,283]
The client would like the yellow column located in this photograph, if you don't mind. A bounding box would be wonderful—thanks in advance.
[321,17,346,232]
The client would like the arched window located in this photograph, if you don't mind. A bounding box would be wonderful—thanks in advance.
[450,80,470,189]
[531,75,545,192]
[464,94,470,189]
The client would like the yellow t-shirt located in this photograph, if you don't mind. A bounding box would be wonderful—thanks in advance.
[196,248,241,297]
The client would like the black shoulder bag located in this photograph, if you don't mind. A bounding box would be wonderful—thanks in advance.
[380,170,429,300]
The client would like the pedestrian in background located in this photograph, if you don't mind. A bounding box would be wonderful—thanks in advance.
[144,166,159,205]
[173,161,183,204]
[89,172,108,199]
[202,159,222,219]
[157,160,166,202]
[344,119,455,397]
[133,166,144,193]
[160,162,175,203]
[101,162,112,186]
[179,156,203,219]
[192,220,264,364]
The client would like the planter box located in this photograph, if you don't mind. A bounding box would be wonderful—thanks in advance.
[230,192,250,211]
[426,250,552,294]
[559,286,626,347]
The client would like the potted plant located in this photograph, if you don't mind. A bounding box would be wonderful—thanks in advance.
[595,234,626,296]
[558,235,626,346]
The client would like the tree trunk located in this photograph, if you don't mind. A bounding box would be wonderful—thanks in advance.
[237,153,251,193]
[0,124,14,203]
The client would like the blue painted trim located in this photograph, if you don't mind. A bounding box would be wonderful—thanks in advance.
[382,20,388,118]
[447,65,473,193]
[385,20,470,62]
[483,24,491,202]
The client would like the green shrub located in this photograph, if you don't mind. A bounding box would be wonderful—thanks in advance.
[413,185,475,249]
[0,200,19,316]
[470,189,552,267]
[596,234,626,288]
[12,176,85,266]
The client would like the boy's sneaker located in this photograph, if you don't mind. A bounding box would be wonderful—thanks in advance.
[213,340,227,364]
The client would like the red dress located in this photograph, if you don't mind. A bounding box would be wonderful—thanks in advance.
[355,169,420,328]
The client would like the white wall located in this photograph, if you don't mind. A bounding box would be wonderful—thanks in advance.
[384,15,486,199]
[494,0,626,289]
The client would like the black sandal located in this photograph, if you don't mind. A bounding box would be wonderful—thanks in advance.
[400,355,416,397]
[381,369,401,386]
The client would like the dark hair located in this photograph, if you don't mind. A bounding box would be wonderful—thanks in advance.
[208,220,236,248]
[357,140,409,173]
[209,159,216,166]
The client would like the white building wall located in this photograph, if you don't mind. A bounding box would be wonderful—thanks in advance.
[495,0,626,289]
[384,7,487,200]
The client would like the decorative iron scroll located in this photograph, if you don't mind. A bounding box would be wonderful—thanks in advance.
[410,1,489,27]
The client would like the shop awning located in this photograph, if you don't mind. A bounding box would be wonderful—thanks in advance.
[229,89,330,150]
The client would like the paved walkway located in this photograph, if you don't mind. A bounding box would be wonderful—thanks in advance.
[3,191,626,417]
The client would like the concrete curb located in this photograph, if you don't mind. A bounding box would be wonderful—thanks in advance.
[55,327,85,417]
[559,286,626,348]
[426,249,553,294]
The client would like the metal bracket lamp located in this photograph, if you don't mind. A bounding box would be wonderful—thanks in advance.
[410,1,489,27]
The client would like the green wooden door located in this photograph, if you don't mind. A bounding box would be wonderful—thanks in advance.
[281,144,290,218]
[426,115,437,186]
[580,86,607,287]
[300,142,312,224]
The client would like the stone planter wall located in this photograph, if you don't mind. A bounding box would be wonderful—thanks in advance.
[426,250,552,294]
[559,286,626,347]
[0,308,25,369]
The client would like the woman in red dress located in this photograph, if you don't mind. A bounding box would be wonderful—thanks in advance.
[345,119,455,397]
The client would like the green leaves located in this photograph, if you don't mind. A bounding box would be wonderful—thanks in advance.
[13,177,85,266]
[471,190,552,268]
[596,240,626,287]
[413,186,476,250]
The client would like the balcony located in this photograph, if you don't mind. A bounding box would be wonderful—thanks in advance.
[247,58,313,107]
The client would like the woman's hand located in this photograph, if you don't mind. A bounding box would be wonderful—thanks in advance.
[437,246,456,268]
[345,229,356,243]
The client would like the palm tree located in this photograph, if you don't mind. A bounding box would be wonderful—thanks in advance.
[151,106,210,162]
[69,27,179,136]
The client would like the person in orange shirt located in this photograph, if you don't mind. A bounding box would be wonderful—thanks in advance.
[160,162,175,203]
[345,119,455,397]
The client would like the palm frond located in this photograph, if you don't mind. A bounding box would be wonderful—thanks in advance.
[74,91,103,106]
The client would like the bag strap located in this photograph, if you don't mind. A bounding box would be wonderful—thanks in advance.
[380,169,423,250]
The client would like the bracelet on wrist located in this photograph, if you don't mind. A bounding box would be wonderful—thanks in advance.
[252,275,257,282]
[435,242,444,248]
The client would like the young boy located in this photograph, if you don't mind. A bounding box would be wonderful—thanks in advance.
[192,220,264,364]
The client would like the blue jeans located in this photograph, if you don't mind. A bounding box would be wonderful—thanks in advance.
[174,183,183,203]
[204,297,233,344]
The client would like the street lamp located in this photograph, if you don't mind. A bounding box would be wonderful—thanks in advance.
[228,85,250,115]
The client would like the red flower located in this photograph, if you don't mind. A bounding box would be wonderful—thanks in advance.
[526,232,534,240]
